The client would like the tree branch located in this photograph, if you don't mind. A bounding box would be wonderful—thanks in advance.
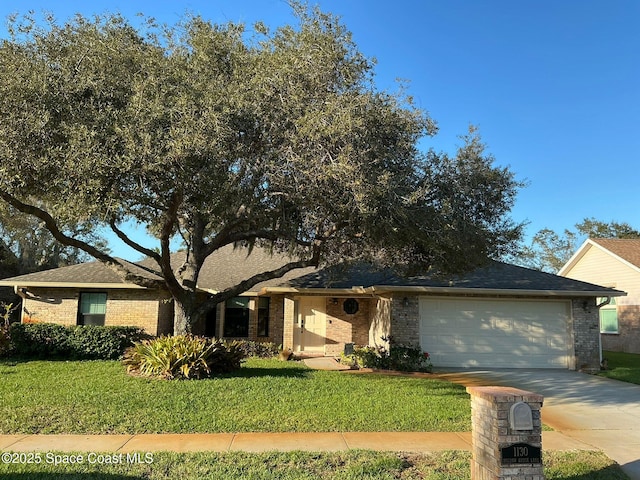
[155,190,184,296]
[0,191,164,288]
[109,217,161,263]
[204,228,313,258]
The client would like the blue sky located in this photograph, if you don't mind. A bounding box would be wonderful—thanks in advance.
[1,1,638,260]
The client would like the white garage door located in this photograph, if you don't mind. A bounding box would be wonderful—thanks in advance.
[419,298,570,368]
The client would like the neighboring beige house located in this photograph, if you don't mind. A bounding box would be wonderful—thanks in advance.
[559,238,640,354]
[0,245,625,372]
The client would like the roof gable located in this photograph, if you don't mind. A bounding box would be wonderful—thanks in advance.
[559,238,640,277]
[590,238,640,270]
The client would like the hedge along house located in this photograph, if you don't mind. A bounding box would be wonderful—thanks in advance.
[0,245,625,372]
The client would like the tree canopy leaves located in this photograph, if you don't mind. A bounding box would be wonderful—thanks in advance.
[0,4,524,332]
[0,202,109,275]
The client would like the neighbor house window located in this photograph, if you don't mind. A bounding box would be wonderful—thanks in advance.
[598,297,618,334]
[257,297,270,337]
[78,292,107,326]
[223,297,250,337]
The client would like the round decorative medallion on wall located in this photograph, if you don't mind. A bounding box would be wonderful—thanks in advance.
[343,298,359,315]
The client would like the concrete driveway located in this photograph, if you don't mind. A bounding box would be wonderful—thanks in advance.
[436,368,640,480]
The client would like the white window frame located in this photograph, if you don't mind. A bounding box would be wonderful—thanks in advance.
[598,297,619,334]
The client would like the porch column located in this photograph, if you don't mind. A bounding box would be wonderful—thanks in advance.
[282,296,295,351]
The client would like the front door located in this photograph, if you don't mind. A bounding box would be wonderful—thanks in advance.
[294,297,326,353]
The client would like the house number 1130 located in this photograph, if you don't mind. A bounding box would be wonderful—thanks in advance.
[513,446,529,457]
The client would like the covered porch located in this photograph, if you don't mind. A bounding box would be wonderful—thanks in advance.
[264,289,391,357]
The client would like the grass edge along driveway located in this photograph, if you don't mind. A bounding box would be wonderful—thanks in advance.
[0,358,470,434]
[599,350,640,385]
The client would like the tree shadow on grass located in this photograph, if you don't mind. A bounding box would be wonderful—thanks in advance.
[0,356,118,365]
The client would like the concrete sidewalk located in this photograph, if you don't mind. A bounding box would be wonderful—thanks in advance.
[0,431,592,454]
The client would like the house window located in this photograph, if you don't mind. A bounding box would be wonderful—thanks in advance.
[598,297,618,334]
[78,292,107,326]
[257,297,270,337]
[223,297,250,337]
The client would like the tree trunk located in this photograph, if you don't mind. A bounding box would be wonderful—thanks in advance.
[173,299,193,336]
[172,291,211,336]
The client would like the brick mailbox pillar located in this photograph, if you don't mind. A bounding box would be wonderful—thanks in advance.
[467,386,544,480]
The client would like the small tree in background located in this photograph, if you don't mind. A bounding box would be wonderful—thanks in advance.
[516,218,640,273]
[1,203,109,274]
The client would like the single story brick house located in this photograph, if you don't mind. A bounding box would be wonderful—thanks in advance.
[0,245,625,372]
[559,238,640,354]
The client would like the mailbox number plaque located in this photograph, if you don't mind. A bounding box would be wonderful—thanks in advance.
[501,443,541,466]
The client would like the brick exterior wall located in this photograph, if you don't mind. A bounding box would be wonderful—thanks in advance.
[389,294,420,347]
[267,294,285,346]
[20,287,173,336]
[601,305,640,354]
[324,298,371,356]
[22,288,78,327]
[569,298,601,373]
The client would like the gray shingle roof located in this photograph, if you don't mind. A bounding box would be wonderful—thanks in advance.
[0,245,315,292]
[0,245,624,297]
[0,259,161,287]
[280,260,625,296]
[137,246,316,293]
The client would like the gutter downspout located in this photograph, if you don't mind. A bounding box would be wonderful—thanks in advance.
[595,297,612,368]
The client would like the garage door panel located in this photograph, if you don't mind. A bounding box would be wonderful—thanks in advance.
[419,298,570,369]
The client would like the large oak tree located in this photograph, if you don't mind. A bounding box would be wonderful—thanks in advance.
[0,5,523,334]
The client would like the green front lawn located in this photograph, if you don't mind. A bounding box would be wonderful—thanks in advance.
[599,351,640,384]
[0,451,629,479]
[0,358,470,434]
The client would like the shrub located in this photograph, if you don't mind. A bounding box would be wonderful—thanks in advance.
[9,323,71,357]
[234,340,280,358]
[341,341,433,373]
[387,345,433,372]
[0,326,11,357]
[67,326,147,360]
[8,323,146,359]
[123,335,246,380]
[355,346,384,368]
